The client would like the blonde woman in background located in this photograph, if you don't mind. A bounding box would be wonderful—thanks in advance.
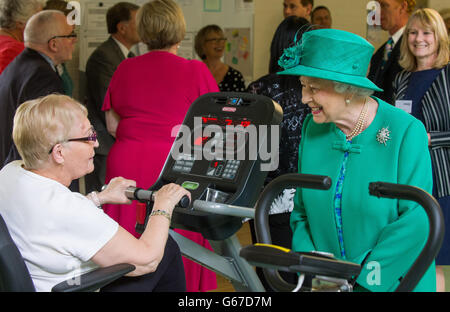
[393,8,450,292]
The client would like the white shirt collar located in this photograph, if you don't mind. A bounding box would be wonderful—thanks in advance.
[391,26,405,46]
[111,36,130,58]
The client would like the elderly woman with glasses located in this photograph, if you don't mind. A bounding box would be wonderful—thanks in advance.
[0,94,190,292]
[279,28,435,291]
[194,24,246,92]
[102,0,218,292]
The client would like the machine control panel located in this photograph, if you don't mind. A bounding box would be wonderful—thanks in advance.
[137,92,283,240]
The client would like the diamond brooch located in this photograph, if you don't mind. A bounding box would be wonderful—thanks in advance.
[376,127,391,145]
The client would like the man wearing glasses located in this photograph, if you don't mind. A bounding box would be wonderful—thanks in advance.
[0,10,77,170]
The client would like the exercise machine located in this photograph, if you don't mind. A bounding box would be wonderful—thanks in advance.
[239,175,445,292]
[132,92,444,292]
[135,92,282,291]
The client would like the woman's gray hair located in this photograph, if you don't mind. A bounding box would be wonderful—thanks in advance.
[333,81,374,97]
[0,0,43,29]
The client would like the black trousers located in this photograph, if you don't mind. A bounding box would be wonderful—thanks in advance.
[100,235,186,292]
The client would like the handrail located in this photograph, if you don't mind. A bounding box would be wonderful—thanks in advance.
[369,182,444,292]
[253,173,332,291]
[252,174,444,292]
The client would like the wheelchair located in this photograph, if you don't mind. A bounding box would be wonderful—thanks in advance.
[0,214,134,292]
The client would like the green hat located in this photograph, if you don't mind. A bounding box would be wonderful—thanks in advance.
[278,28,383,92]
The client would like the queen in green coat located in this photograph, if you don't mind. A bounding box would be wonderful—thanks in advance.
[278,29,435,291]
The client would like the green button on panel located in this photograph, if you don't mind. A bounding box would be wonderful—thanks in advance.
[182,181,199,190]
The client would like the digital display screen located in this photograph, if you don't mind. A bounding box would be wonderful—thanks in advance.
[191,116,251,157]
[193,126,248,149]
[194,135,211,146]
[206,160,225,177]
[206,160,241,180]
[201,116,252,128]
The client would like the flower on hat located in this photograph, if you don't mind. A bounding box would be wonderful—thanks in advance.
[278,42,303,70]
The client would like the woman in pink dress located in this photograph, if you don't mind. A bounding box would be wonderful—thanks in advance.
[102,0,218,292]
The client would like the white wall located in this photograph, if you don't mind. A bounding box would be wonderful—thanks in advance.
[253,0,283,81]
[252,0,449,81]
[66,0,450,100]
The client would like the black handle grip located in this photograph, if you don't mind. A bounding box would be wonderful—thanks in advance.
[255,173,331,244]
[369,182,444,292]
[253,173,332,292]
[178,195,190,208]
[125,187,190,208]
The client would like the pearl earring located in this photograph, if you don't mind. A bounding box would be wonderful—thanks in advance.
[345,99,351,105]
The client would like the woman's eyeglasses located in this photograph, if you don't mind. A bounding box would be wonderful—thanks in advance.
[47,31,77,43]
[205,38,227,44]
[48,128,97,154]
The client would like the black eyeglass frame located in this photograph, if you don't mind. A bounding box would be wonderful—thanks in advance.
[48,129,97,154]
[47,31,77,44]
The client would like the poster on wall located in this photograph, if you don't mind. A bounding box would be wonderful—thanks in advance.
[235,0,253,13]
[204,0,221,12]
[178,32,195,60]
[83,1,114,33]
[78,1,118,71]
[223,27,252,79]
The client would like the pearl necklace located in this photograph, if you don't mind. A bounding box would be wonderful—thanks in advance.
[346,98,369,141]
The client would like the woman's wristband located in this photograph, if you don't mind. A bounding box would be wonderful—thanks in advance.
[150,209,171,223]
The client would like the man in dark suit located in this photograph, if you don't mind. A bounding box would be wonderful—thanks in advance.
[84,2,140,193]
[0,10,77,167]
[368,0,415,104]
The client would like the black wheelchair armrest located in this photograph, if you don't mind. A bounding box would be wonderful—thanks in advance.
[51,263,135,292]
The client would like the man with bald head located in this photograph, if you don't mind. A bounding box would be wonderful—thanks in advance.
[0,10,77,168]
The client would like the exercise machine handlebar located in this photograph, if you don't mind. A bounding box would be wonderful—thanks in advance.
[125,186,190,209]
[253,173,332,291]
[102,185,191,209]
[369,182,444,292]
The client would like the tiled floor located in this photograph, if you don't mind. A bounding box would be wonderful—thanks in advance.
[443,266,450,292]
